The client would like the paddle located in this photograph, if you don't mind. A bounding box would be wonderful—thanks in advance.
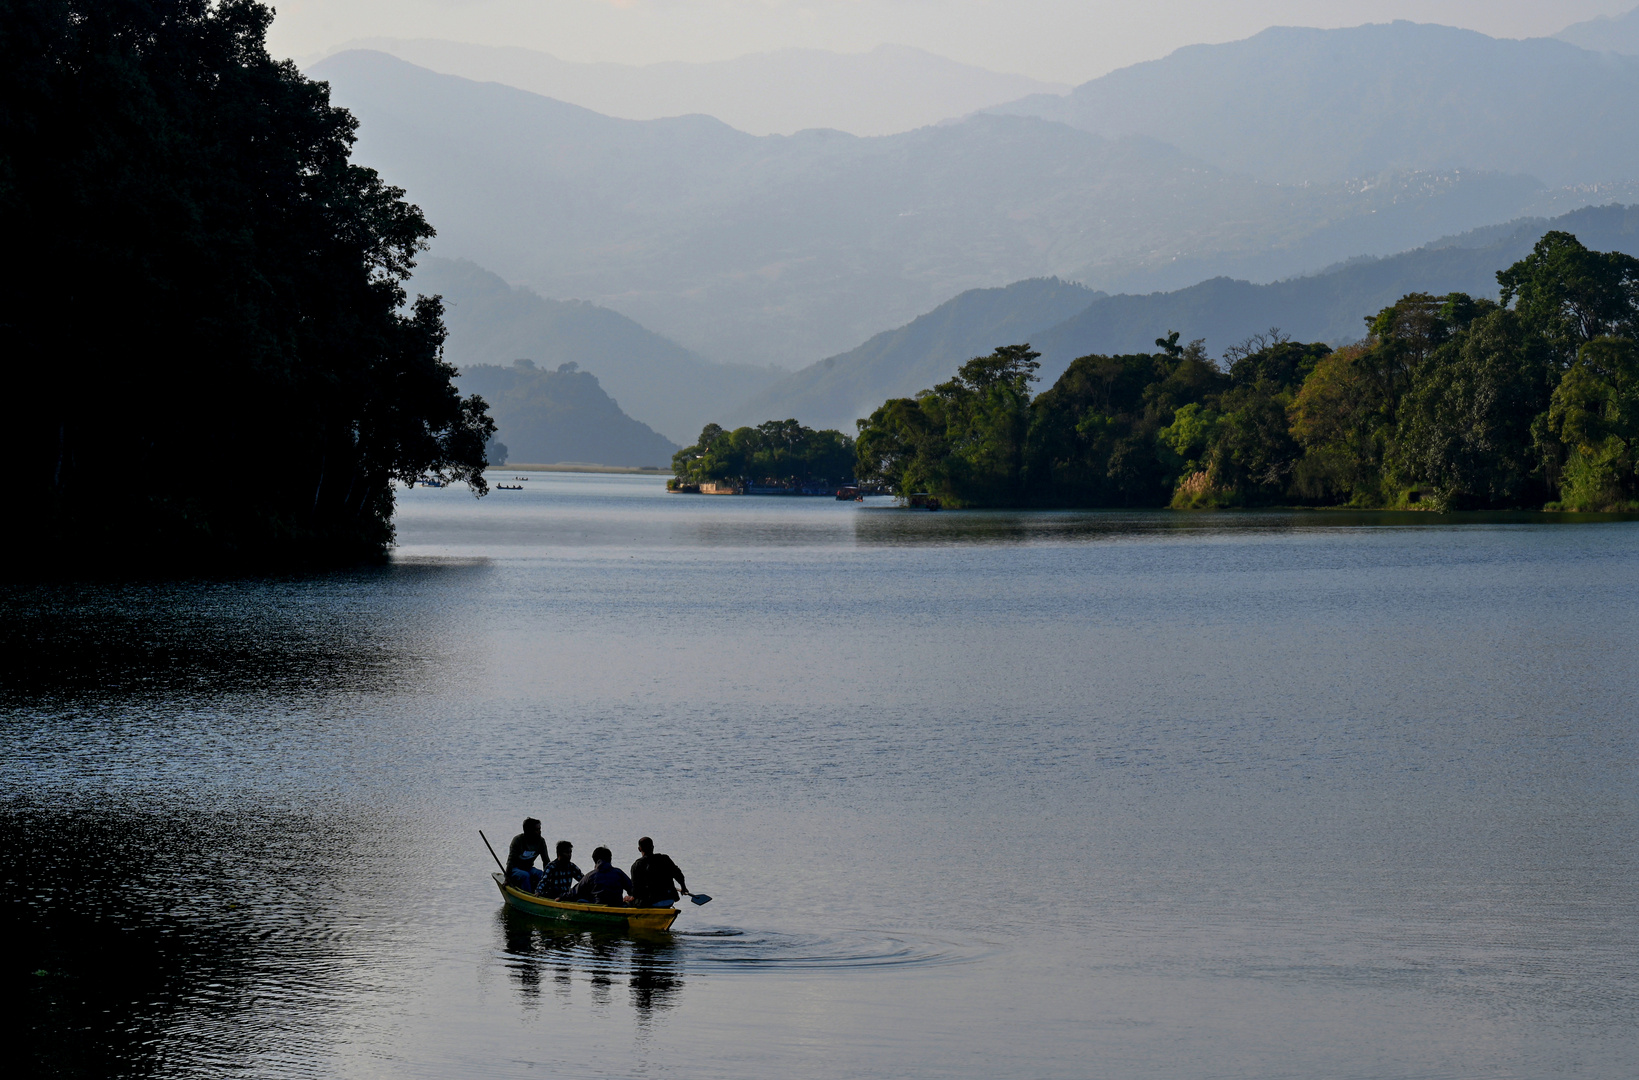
[686,892,711,906]
[479,830,506,874]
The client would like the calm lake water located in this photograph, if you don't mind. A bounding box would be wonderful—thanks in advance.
[5,473,1637,1078]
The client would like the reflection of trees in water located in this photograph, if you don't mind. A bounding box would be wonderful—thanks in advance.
[3,568,482,1079]
[4,802,366,1078]
[848,505,1607,546]
[0,561,489,707]
[849,507,1248,546]
[847,507,1232,547]
[499,908,684,1021]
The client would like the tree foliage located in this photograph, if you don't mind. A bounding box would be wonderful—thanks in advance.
[1497,231,1639,367]
[856,345,1042,506]
[1,0,494,570]
[1546,337,1639,510]
[853,234,1639,513]
[672,419,855,488]
[1025,341,1221,508]
[1393,306,1551,508]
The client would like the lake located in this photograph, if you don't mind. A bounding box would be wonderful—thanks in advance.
[5,473,1636,1078]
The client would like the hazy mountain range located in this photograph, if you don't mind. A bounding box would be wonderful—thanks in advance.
[728,205,1639,433]
[728,277,1101,434]
[420,205,1639,446]
[1556,6,1639,55]
[987,21,1639,186]
[308,39,1066,137]
[312,46,1621,369]
[414,258,779,445]
[317,17,1639,456]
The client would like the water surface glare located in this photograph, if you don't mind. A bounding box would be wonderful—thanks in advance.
[5,473,1636,1078]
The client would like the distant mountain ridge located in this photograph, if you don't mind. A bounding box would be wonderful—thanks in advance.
[457,361,678,468]
[414,258,779,444]
[1031,204,1639,377]
[1556,6,1639,55]
[315,50,1605,369]
[988,21,1639,186]
[727,278,1102,432]
[738,205,1639,432]
[308,39,1066,137]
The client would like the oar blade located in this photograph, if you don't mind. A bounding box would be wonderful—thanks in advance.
[689,893,712,906]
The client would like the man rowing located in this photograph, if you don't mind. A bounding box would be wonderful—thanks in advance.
[630,836,690,908]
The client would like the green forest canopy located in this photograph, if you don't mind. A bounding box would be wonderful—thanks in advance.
[855,233,1639,512]
[672,420,856,489]
[2,0,493,570]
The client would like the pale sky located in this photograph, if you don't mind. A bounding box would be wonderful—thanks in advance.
[269,1,1635,85]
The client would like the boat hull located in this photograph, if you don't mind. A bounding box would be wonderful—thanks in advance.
[491,873,681,931]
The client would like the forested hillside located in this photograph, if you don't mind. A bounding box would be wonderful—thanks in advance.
[457,362,678,467]
[2,0,491,571]
[856,234,1639,513]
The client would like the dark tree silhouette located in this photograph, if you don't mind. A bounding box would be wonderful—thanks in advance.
[1,0,493,571]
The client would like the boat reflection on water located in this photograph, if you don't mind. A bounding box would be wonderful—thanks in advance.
[498,907,684,1019]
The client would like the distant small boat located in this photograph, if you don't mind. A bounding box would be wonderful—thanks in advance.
[491,873,681,931]
[496,483,524,490]
[836,486,859,500]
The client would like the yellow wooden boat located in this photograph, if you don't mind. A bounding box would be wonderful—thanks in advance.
[491,872,681,931]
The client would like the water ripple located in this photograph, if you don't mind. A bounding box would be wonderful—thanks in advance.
[497,910,978,977]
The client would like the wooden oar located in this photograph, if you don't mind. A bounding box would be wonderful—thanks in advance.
[479,830,506,874]
[686,891,711,906]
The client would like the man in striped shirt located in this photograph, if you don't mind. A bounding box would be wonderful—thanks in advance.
[539,840,583,899]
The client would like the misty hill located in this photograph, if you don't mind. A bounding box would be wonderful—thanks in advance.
[314,50,1590,369]
[741,204,1639,431]
[727,278,1102,432]
[1557,7,1639,55]
[313,39,1066,137]
[414,258,779,444]
[457,360,678,467]
[989,21,1639,186]
[1032,204,1639,378]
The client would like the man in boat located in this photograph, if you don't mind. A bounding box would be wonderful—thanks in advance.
[562,846,633,906]
[630,837,691,908]
[505,818,549,893]
[538,840,582,899]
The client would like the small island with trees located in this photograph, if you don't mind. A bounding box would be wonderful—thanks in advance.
[669,420,857,495]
